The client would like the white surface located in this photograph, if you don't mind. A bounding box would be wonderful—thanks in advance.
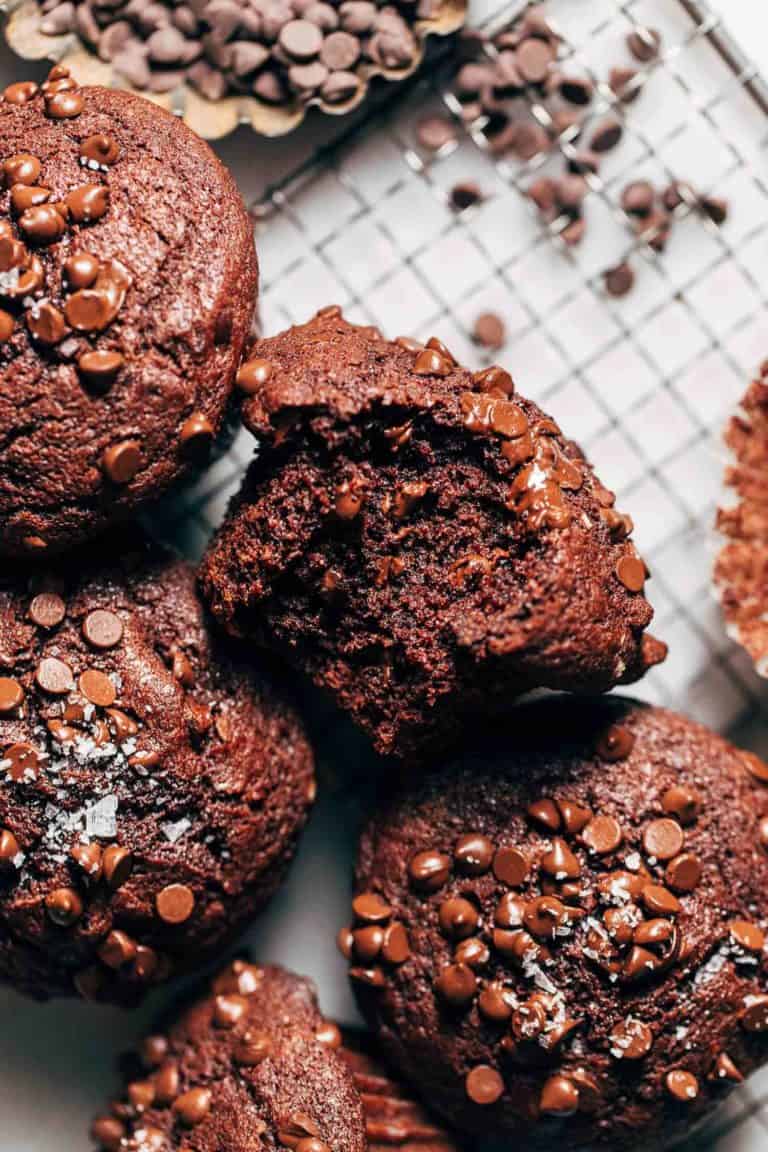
[2,1,768,1150]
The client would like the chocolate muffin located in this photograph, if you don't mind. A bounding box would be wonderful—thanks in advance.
[201,308,665,761]
[0,67,258,557]
[340,1032,463,1152]
[715,363,768,672]
[0,533,314,1003]
[90,961,367,1152]
[342,696,768,1149]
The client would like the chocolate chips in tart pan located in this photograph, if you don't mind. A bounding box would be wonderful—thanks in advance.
[0,532,314,1004]
[344,695,768,1149]
[0,68,258,557]
[200,308,665,764]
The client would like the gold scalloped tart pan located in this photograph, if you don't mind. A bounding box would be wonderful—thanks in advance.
[2,0,466,139]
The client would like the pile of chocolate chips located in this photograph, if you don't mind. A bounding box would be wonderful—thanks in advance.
[35,0,426,105]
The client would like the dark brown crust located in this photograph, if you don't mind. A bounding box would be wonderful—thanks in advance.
[201,310,664,762]
[0,532,313,1003]
[349,696,768,1148]
[0,82,258,556]
[92,963,367,1152]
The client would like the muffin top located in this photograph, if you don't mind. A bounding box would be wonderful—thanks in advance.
[91,962,367,1152]
[346,696,768,1147]
[0,532,313,1003]
[0,68,257,555]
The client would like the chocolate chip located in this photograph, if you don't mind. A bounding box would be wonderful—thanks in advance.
[438,897,479,940]
[540,837,580,880]
[352,892,391,922]
[492,845,529,886]
[78,350,124,389]
[515,36,554,84]
[455,834,494,875]
[465,1065,503,1105]
[603,262,634,298]
[35,656,74,694]
[71,841,103,878]
[665,1069,698,1103]
[416,116,456,153]
[642,883,680,916]
[409,850,450,891]
[180,412,214,460]
[527,797,561,831]
[729,919,765,953]
[173,1087,211,1126]
[741,995,768,1033]
[557,74,593,105]
[643,818,684,862]
[3,154,41,187]
[67,183,110,224]
[540,1075,579,1116]
[0,310,13,342]
[102,440,143,484]
[321,71,361,104]
[581,814,622,855]
[279,18,322,59]
[320,30,360,70]
[590,118,623,153]
[45,886,84,926]
[29,591,66,629]
[610,1017,653,1060]
[3,81,40,104]
[27,301,66,346]
[596,724,634,761]
[472,312,506,350]
[701,195,728,226]
[435,962,476,1005]
[45,89,84,118]
[18,204,66,245]
[79,669,117,707]
[628,26,661,63]
[609,66,640,103]
[81,133,120,165]
[450,181,483,211]
[0,677,23,713]
[665,853,701,893]
[156,883,195,924]
[102,844,134,889]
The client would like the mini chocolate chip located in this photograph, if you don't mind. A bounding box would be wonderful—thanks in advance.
[665,1069,698,1103]
[610,1017,653,1060]
[603,262,634,298]
[180,412,214,460]
[643,818,684,862]
[352,892,391,923]
[409,849,450,891]
[465,1065,504,1105]
[35,656,74,694]
[540,1074,579,1116]
[102,440,142,484]
[628,26,661,63]
[590,118,623,153]
[78,350,124,389]
[661,786,701,826]
[455,833,494,875]
[173,1087,211,1126]
[67,184,109,223]
[81,134,120,165]
[581,814,622,855]
[156,883,195,924]
[0,677,24,713]
[46,886,84,926]
[435,962,476,1005]
[102,844,134,889]
[665,852,701,893]
[596,724,634,761]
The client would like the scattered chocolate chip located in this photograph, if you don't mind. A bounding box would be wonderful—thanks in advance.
[603,262,634,298]
[590,118,623,153]
[416,116,457,153]
[472,312,506,350]
[628,26,661,64]
[450,181,483,210]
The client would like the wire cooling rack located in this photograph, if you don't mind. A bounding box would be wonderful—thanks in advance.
[151,6,768,1148]
[166,0,768,738]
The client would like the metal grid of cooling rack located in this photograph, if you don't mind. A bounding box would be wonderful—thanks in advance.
[168,0,768,752]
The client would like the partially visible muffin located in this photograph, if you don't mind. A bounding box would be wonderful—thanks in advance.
[715,363,768,671]
[201,308,664,762]
[0,67,258,556]
[343,696,768,1149]
[0,533,313,1003]
[340,1032,463,1152]
[91,962,367,1152]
